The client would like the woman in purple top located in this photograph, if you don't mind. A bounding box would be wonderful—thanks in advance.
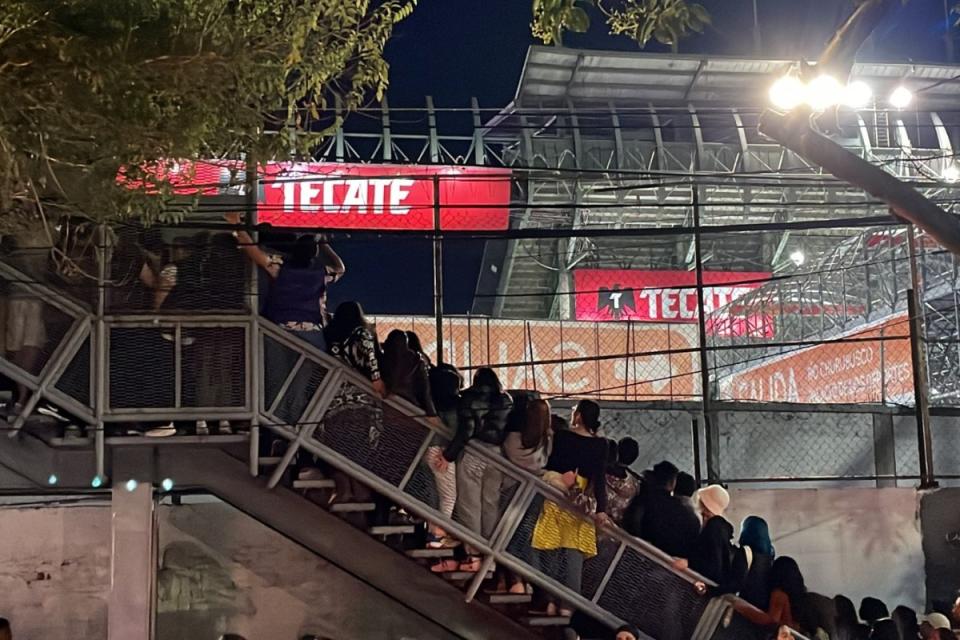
[226,213,345,349]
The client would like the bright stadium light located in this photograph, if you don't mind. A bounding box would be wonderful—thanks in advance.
[91,475,104,489]
[47,474,58,486]
[161,478,175,492]
[790,250,806,266]
[125,479,139,492]
[769,76,806,111]
[944,164,960,183]
[843,80,873,109]
[805,75,843,111]
[889,86,913,109]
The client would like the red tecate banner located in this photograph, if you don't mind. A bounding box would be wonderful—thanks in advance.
[574,269,771,333]
[259,163,511,231]
[119,160,512,231]
[117,159,244,196]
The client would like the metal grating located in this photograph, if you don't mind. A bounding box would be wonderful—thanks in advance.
[108,327,175,409]
[54,335,91,407]
[263,334,301,412]
[595,546,708,640]
[180,327,247,408]
[273,358,328,425]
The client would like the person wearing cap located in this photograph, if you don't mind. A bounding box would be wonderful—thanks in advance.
[920,612,953,639]
[688,484,738,590]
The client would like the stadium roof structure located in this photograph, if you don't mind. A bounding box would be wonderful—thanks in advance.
[475,47,960,320]
[509,46,960,107]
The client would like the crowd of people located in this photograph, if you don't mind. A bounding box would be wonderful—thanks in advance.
[231,226,960,640]
[3,225,959,640]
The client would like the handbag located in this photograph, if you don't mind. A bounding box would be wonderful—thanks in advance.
[569,475,597,515]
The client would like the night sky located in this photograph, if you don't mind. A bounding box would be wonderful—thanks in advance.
[328,0,956,318]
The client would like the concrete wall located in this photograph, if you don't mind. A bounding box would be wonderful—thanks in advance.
[157,501,457,640]
[0,503,111,640]
[0,490,930,638]
[726,488,925,611]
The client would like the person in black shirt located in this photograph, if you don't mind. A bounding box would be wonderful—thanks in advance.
[531,399,609,617]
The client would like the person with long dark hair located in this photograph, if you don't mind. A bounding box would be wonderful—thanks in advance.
[227,213,344,349]
[380,330,436,415]
[324,301,384,394]
[736,516,776,611]
[892,605,920,640]
[503,398,553,475]
[320,302,384,504]
[530,399,609,617]
[449,367,513,572]
[741,556,812,635]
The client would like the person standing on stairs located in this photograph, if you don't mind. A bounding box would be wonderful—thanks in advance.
[407,331,465,552]
[494,397,554,593]
[530,399,610,618]
[225,212,345,350]
[320,301,385,504]
[381,330,436,416]
[449,367,513,573]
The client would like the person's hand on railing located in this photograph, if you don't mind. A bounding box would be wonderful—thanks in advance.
[560,470,577,489]
[672,557,689,571]
[594,512,613,528]
[427,446,449,473]
[372,379,386,397]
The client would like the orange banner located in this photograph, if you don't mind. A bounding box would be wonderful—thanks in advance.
[718,314,913,404]
[371,316,700,400]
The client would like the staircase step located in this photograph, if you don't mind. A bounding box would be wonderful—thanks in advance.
[488,593,533,605]
[330,502,376,513]
[521,616,571,627]
[406,548,455,559]
[293,479,335,490]
[368,525,416,536]
[104,434,249,445]
[443,570,493,582]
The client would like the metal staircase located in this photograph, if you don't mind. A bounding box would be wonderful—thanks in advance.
[0,255,785,640]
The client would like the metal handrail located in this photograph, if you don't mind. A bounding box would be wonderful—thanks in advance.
[257,319,716,638]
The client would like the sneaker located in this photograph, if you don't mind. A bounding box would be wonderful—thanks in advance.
[63,424,83,439]
[298,467,326,481]
[217,420,233,435]
[145,423,177,438]
[195,420,210,436]
[38,405,68,422]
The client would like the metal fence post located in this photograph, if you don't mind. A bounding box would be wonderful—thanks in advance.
[433,174,445,364]
[907,226,936,488]
[693,190,720,483]
[246,154,261,477]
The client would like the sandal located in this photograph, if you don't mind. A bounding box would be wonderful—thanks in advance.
[426,533,461,549]
[430,559,460,573]
[508,581,527,595]
[458,556,483,573]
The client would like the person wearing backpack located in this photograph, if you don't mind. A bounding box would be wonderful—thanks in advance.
[451,367,513,572]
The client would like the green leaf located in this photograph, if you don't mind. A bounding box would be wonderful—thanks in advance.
[690,4,711,25]
[566,6,591,32]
